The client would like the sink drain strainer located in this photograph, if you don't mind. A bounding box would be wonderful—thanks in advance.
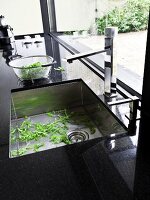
[67,130,89,143]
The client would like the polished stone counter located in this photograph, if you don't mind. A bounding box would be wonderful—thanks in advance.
[0,135,135,200]
[0,36,137,199]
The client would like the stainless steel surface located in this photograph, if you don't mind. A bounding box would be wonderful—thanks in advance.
[63,27,118,97]
[10,80,127,157]
[107,98,132,106]
[104,27,118,97]
[11,81,82,118]
[0,51,3,58]
[10,106,102,158]
[64,48,108,63]
[11,80,127,133]
[107,96,139,136]
[128,96,139,136]
[67,130,89,143]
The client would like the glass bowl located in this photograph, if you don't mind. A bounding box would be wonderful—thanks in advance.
[8,55,55,80]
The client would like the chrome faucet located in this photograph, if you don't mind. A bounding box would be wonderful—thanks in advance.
[63,27,139,136]
[64,27,118,97]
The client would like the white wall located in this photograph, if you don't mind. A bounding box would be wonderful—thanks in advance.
[54,0,126,32]
[0,0,126,35]
[0,0,43,35]
[55,0,95,32]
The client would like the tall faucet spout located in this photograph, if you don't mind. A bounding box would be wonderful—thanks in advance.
[64,48,109,63]
[104,27,118,97]
[63,27,118,98]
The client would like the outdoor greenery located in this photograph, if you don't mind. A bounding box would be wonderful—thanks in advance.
[96,0,150,34]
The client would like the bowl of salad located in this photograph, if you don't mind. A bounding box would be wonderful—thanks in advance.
[8,55,56,80]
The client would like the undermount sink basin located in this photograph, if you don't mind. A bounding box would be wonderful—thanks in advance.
[10,79,127,158]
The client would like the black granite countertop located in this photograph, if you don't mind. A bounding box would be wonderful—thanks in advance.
[0,35,137,200]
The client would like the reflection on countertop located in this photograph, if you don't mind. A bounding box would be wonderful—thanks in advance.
[0,35,139,200]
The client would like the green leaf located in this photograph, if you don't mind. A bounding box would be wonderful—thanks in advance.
[96,0,150,34]
[33,143,44,152]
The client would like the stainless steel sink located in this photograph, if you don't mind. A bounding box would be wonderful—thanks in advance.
[10,79,127,158]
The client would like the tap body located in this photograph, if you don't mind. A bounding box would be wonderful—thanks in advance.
[64,27,118,97]
[65,48,109,63]
[104,27,118,97]
[64,27,139,136]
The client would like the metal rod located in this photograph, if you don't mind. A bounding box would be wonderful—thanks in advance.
[108,96,139,136]
[104,27,118,97]
[64,48,109,63]
[107,98,132,106]
[128,96,139,136]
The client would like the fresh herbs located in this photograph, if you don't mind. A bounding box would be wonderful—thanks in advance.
[11,109,96,157]
[20,62,65,80]
[11,147,28,157]
[33,143,44,152]
[11,143,44,157]
[11,110,71,144]
[21,62,45,79]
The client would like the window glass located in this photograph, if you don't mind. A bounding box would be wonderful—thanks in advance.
[53,0,149,94]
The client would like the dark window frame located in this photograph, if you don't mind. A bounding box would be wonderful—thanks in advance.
[40,0,146,103]
[40,2,150,198]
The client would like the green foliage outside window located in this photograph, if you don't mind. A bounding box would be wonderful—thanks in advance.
[96,0,150,34]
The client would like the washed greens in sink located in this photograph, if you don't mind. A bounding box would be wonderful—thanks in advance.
[10,109,96,157]
[10,80,127,158]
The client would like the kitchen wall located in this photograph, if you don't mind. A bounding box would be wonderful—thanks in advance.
[0,0,43,35]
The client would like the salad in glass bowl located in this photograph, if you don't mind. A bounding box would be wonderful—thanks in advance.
[8,55,56,80]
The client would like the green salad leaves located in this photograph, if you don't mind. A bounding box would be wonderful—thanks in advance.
[21,62,45,79]
[10,109,96,157]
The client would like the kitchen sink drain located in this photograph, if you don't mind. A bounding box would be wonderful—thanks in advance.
[67,130,89,143]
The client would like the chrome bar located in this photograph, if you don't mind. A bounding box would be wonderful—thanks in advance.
[128,96,139,136]
[104,27,118,97]
[108,96,139,136]
[64,48,108,63]
[63,27,118,98]
[107,98,132,106]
